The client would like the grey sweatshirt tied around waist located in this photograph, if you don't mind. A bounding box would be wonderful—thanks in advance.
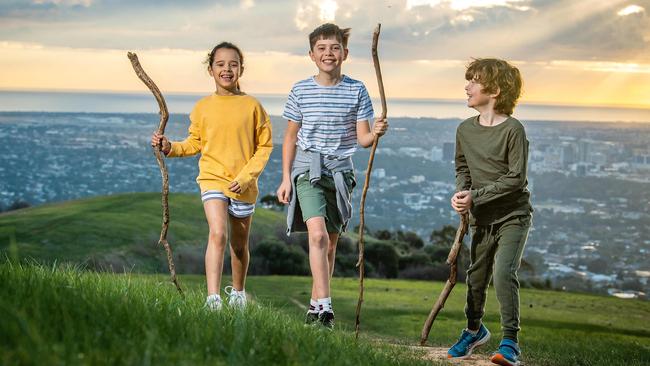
[286,149,354,235]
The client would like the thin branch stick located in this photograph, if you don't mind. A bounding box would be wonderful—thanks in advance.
[355,23,387,340]
[419,213,469,345]
[127,52,183,297]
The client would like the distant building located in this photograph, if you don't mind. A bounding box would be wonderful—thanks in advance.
[409,175,425,184]
[633,153,650,171]
[561,143,576,166]
[430,146,442,161]
[402,193,430,210]
[578,139,590,162]
[442,142,455,162]
[398,147,428,159]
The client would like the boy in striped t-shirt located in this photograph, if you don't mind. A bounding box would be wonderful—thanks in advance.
[276,23,388,329]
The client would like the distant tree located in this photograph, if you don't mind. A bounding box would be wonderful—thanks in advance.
[399,263,449,281]
[251,238,309,275]
[6,199,30,212]
[374,229,392,240]
[398,251,431,270]
[259,194,284,211]
[336,236,355,255]
[397,231,424,249]
[354,224,371,236]
[365,241,399,278]
[425,225,470,281]
[424,245,451,263]
[429,225,457,246]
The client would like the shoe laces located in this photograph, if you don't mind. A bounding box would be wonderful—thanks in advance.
[224,286,246,306]
[455,329,478,349]
[204,295,222,311]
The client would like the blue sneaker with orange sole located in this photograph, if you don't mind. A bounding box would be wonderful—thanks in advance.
[447,324,491,359]
[490,339,521,366]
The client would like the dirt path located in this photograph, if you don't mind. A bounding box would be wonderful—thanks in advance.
[407,346,495,366]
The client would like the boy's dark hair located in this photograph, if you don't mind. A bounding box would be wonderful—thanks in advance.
[309,23,351,50]
[465,58,522,115]
[204,42,245,77]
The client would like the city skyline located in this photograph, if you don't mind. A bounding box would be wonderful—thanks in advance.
[1,0,650,108]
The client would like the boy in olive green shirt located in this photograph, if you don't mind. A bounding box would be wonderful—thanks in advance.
[447,58,533,366]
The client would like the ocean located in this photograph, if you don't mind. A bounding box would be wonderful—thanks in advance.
[1,90,650,123]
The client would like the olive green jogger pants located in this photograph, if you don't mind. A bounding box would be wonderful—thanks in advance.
[465,214,531,342]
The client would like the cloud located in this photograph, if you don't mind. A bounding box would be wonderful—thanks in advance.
[1,1,650,71]
[240,0,254,10]
[32,0,93,7]
[319,0,338,21]
[617,4,645,16]
[543,60,650,74]
[405,0,529,11]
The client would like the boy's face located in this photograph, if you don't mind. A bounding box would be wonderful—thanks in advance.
[465,77,496,110]
[309,36,348,74]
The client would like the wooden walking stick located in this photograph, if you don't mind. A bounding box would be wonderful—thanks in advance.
[419,213,469,345]
[127,52,183,296]
[355,23,387,339]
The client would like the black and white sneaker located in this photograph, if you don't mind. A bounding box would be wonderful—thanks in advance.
[318,311,335,330]
[305,312,319,325]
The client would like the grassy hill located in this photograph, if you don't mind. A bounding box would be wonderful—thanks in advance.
[1,193,649,365]
[0,192,289,272]
[0,192,404,277]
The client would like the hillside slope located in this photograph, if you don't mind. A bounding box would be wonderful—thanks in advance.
[0,192,287,271]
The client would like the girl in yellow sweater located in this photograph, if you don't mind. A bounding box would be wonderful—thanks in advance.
[151,42,273,310]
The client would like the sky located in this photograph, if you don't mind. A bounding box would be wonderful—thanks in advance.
[1,0,650,108]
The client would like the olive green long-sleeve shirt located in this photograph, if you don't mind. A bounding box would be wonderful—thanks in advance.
[455,115,533,225]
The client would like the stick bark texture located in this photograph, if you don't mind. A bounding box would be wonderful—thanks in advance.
[355,23,387,339]
[419,213,469,345]
[127,52,183,296]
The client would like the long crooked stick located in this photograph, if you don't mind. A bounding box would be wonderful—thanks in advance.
[419,213,469,345]
[127,52,183,296]
[355,23,387,340]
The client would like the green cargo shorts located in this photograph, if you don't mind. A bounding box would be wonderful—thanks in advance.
[296,171,355,234]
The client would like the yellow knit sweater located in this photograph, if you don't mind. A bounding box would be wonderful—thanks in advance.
[167,93,273,204]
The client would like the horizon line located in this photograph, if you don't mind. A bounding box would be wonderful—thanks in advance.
[2,87,650,111]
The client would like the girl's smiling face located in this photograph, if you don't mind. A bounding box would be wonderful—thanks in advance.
[209,48,242,95]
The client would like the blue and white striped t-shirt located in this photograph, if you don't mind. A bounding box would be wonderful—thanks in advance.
[282,75,374,158]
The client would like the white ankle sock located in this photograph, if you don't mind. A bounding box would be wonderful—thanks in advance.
[317,297,333,313]
[234,288,246,297]
[308,298,319,314]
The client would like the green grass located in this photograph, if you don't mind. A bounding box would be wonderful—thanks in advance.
[245,276,650,366]
[0,263,431,366]
[4,264,647,365]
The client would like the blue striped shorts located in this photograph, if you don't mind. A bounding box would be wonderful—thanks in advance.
[200,190,255,218]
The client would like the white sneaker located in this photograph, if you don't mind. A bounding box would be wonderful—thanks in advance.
[204,294,222,311]
[224,286,247,309]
